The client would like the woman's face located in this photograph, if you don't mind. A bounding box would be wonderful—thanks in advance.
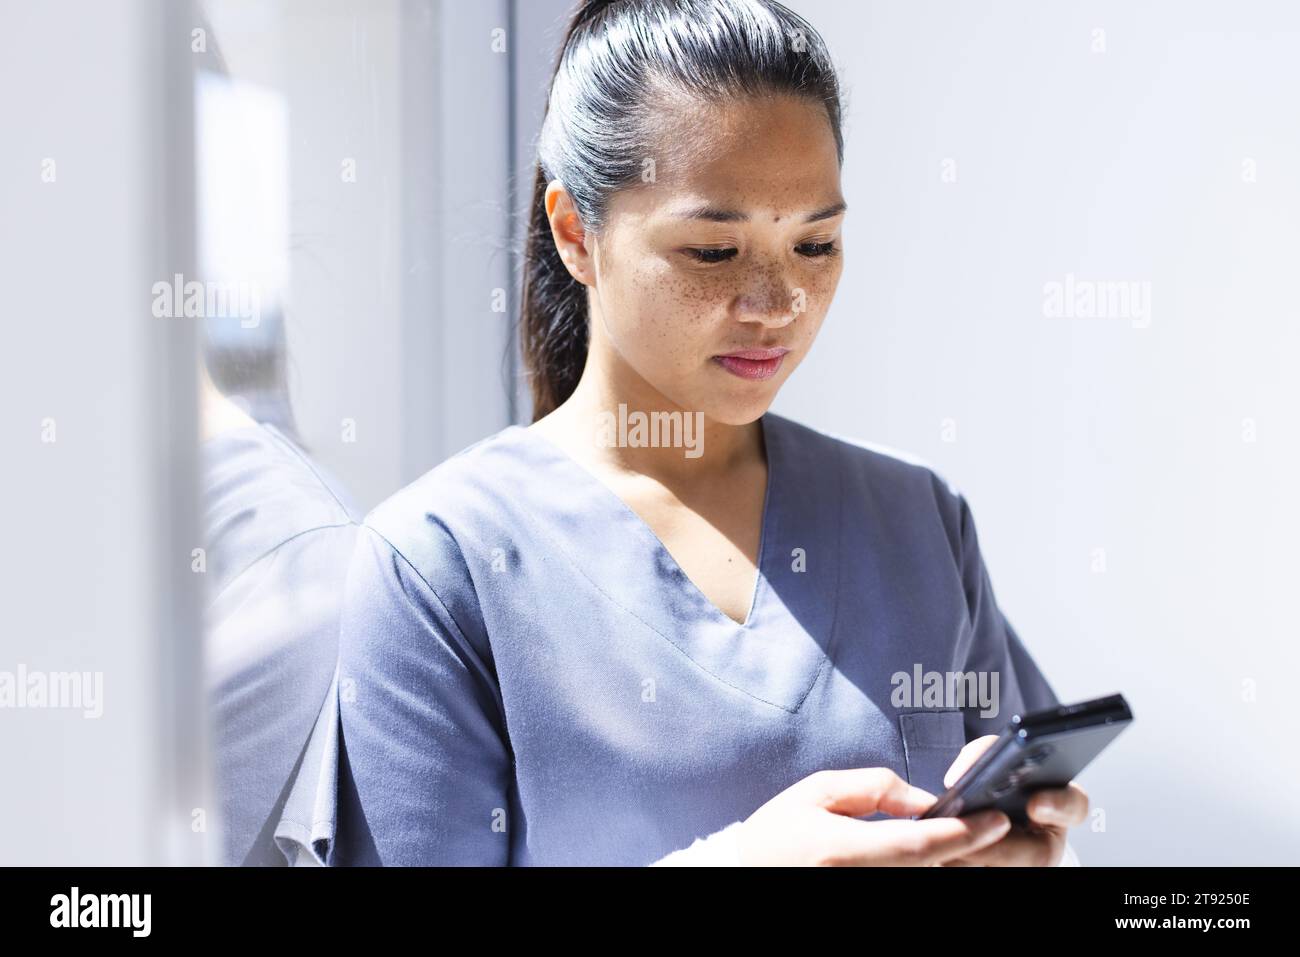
[549,93,845,427]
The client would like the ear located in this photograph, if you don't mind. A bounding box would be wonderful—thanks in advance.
[545,179,595,286]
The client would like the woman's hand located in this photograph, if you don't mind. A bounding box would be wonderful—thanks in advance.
[734,767,1012,866]
[934,735,1089,867]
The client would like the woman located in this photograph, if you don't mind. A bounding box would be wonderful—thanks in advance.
[332,0,1087,866]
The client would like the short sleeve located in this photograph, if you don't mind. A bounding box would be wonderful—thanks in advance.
[953,492,1060,741]
[332,524,513,865]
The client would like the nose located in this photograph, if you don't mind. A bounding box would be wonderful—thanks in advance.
[734,265,798,328]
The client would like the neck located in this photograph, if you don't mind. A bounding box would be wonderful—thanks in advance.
[545,357,765,487]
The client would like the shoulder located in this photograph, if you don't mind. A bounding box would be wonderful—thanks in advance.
[357,423,534,596]
[769,412,967,515]
[202,421,356,529]
[200,421,358,595]
[766,412,979,571]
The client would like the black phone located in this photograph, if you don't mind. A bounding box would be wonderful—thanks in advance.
[917,693,1133,826]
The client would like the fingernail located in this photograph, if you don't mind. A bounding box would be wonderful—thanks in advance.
[1033,800,1066,825]
[1041,807,1069,825]
[977,810,1011,834]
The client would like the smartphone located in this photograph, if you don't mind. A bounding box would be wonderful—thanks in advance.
[917,693,1133,825]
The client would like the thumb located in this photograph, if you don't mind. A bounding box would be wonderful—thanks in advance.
[944,734,998,788]
[809,768,937,819]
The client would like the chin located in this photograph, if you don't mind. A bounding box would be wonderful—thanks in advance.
[656,366,784,427]
[698,393,775,427]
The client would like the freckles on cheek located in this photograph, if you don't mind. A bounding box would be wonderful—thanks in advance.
[795,264,842,322]
[802,258,842,298]
[628,263,723,358]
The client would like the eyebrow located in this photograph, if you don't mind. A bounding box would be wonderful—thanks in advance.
[673,200,848,224]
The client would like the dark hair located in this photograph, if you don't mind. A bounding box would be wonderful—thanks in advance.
[520,0,845,421]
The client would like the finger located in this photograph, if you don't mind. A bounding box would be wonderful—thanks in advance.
[943,735,999,788]
[827,809,1012,866]
[808,767,938,819]
[1026,783,1089,828]
[942,823,1063,867]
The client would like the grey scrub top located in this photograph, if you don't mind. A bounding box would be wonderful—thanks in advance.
[201,421,358,866]
[332,411,1059,866]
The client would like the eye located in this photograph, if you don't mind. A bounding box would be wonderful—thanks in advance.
[683,247,738,264]
[796,240,839,258]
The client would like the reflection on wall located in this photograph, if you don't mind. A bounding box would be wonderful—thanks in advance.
[193,16,357,866]
[199,378,357,865]
[196,66,296,436]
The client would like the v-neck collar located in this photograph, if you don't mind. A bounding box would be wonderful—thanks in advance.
[520,412,776,630]
[502,411,842,713]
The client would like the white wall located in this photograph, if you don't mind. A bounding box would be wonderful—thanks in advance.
[0,0,205,865]
[775,0,1300,864]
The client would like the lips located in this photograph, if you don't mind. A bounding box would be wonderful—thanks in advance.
[712,347,790,381]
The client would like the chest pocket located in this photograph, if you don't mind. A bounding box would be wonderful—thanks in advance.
[898,709,968,798]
